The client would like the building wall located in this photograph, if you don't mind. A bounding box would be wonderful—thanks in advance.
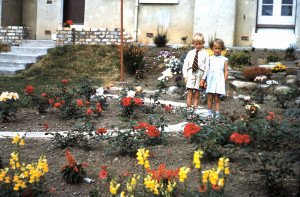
[193,0,237,47]
[235,0,257,47]
[85,0,195,44]
[296,0,300,48]
[23,0,37,39]
[36,0,62,40]
[1,0,22,26]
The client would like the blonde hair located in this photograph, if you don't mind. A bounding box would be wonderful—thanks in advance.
[210,38,226,50]
[192,33,205,43]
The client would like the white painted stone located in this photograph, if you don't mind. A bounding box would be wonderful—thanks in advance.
[228,76,236,80]
[230,80,257,91]
[274,86,291,95]
[259,65,273,69]
[166,86,178,95]
[286,75,297,80]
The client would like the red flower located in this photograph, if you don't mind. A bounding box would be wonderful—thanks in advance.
[164,104,172,113]
[49,99,54,105]
[230,133,250,145]
[122,171,130,176]
[67,20,73,25]
[96,107,103,113]
[183,123,200,138]
[99,170,107,178]
[61,165,67,169]
[54,102,62,108]
[101,165,108,170]
[134,98,143,106]
[199,184,207,193]
[25,86,35,94]
[77,100,83,106]
[278,116,282,120]
[84,101,90,107]
[145,125,160,137]
[212,184,221,190]
[82,163,88,167]
[96,128,107,135]
[49,188,56,192]
[268,112,275,116]
[62,79,68,84]
[230,132,238,141]
[43,123,49,131]
[74,166,79,172]
[41,93,47,98]
[87,109,93,116]
[267,116,273,120]
[121,97,133,107]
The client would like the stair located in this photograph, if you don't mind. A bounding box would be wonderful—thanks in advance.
[0,40,56,75]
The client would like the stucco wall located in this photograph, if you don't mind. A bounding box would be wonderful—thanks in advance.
[85,0,194,44]
[296,0,300,48]
[23,0,37,39]
[235,0,257,47]
[36,0,62,40]
[193,0,237,47]
[1,0,22,26]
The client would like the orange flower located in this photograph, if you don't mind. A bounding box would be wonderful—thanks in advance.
[41,93,47,98]
[25,86,34,94]
[74,166,79,172]
[54,102,62,108]
[61,165,67,169]
[183,123,200,138]
[62,79,68,84]
[82,163,88,167]
[199,184,207,193]
[77,100,83,106]
[84,101,90,107]
[87,109,93,116]
[43,123,49,131]
[99,170,107,178]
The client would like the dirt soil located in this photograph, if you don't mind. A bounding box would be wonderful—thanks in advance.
[0,48,299,196]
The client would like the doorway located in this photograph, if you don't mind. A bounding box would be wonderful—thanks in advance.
[63,0,85,24]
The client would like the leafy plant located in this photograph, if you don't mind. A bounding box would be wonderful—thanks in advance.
[267,52,280,62]
[285,46,296,61]
[229,51,251,68]
[24,86,49,114]
[242,67,272,81]
[61,150,88,184]
[0,92,19,122]
[123,42,146,75]
[274,86,299,108]
[153,27,168,47]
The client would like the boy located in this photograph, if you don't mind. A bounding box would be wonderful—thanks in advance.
[182,33,209,118]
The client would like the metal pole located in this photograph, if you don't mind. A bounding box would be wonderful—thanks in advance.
[120,0,124,81]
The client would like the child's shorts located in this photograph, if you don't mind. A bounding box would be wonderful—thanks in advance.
[186,69,204,90]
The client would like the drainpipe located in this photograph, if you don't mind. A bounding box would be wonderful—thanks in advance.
[133,0,139,42]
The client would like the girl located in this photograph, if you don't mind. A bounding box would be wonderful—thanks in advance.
[205,38,228,121]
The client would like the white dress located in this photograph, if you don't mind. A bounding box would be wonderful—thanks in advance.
[206,55,228,95]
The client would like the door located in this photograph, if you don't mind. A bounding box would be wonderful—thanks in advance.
[63,0,85,24]
[257,0,296,25]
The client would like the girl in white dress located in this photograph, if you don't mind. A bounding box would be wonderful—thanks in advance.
[205,39,228,120]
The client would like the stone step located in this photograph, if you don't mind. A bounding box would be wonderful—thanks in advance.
[20,40,56,48]
[0,53,44,63]
[10,46,51,55]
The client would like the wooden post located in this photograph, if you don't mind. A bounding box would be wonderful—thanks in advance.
[120,0,124,81]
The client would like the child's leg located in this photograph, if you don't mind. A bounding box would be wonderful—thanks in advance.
[207,93,213,117]
[214,94,221,118]
[193,90,200,107]
[186,89,193,107]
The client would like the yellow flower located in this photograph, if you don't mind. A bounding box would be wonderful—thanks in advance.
[136,148,149,168]
[5,177,10,183]
[179,167,190,182]
[225,167,230,174]
[202,170,209,183]
[193,150,203,169]
[218,178,224,186]
[110,180,120,195]
[218,157,224,171]
[20,139,25,146]
[13,175,19,182]
[13,185,19,191]
[21,181,26,188]
[120,191,125,197]
[12,134,20,144]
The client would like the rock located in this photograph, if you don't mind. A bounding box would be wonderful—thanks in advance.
[273,85,291,95]
[269,72,286,80]
[285,75,297,80]
[95,87,104,96]
[259,64,273,69]
[230,80,257,91]
[228,76,236,80]
[295,96,300,106]
[166,86,178,95]
[258,84,271,92]
[286,79,297,85]
[268,62,281,65]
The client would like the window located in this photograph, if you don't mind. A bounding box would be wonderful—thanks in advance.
[281,0,293,16]
[262,0,273,16]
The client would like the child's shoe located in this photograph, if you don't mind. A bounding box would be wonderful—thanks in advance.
[206,115,212,121]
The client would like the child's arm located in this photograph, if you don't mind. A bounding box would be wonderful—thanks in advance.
[224,61,228,82]
[182,52,190,84]
[200,51,210,87]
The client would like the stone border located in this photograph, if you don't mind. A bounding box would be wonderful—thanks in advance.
[56,27,131,45]
[0,26,31,45]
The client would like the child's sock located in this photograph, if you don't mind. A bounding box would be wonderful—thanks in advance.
[208,110,213,117]
[215,111,220,119]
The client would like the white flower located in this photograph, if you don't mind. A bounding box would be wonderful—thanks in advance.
[158,76,165,81]
[162,68,173,78]
[136,86,142,91]
[127,90,136,98]
[244,96,250,101]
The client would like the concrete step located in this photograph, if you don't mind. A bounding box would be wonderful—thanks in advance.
[0,62,34,76]
[0,53,44,63]
[20,40,56,48]
[10,46,51,55]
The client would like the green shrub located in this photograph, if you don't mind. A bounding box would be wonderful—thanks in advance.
[267,53,280,62]
[242,67,272,80]
[123,43,146,75]
[153,28,168,47]
[229,51,251,68]
[285,46,296,61]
